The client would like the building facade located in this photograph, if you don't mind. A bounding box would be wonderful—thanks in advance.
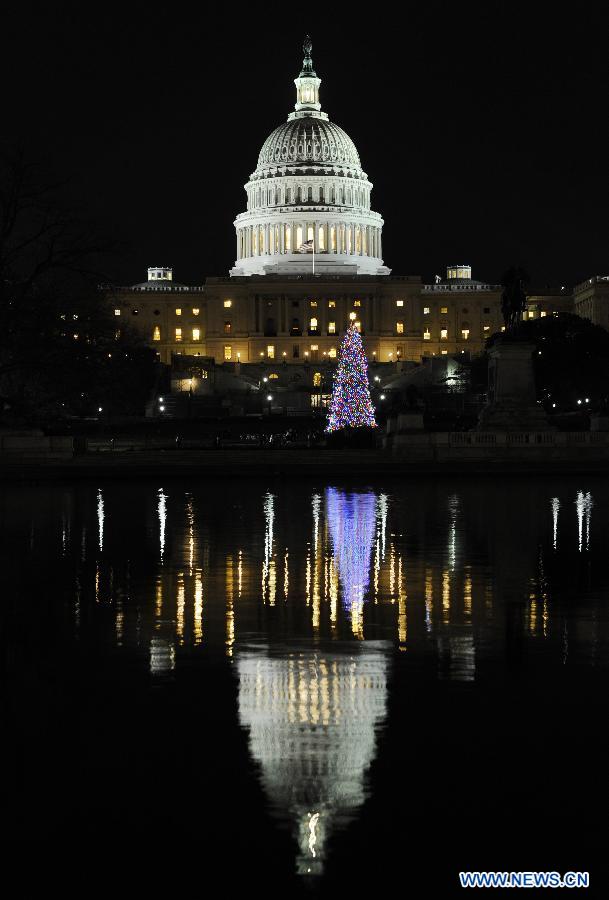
[103,40,599,379]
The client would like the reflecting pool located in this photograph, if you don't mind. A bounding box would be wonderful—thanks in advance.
[2,478,608,894]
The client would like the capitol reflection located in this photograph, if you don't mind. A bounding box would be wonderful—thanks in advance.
[236,643,389,875]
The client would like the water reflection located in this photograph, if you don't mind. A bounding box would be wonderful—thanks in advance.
[97,488,104,552]
[5,480,609,881]
[575,490,593,552]
[236,643,389,875]
[158,487,167,560]
[326,488,376,639]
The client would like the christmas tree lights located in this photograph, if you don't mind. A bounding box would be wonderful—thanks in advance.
[325,325,377,432]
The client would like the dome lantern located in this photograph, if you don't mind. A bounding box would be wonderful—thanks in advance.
[290,35,324,120]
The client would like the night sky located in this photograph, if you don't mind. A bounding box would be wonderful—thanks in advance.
[3,3,608,287]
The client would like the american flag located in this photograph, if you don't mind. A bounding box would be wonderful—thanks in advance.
[298,239,314,253]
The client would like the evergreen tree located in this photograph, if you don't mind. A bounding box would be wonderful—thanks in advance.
[326,325,376,432]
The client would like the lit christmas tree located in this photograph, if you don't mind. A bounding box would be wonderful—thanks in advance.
[326,324,377,433]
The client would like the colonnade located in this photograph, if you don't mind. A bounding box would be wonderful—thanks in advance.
[236,221,382,261]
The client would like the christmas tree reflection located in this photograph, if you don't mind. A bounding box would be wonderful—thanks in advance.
[326,488,376,637]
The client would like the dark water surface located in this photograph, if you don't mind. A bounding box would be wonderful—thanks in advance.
[2,478,607,895]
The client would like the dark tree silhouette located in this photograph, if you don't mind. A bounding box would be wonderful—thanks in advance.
[0,148,156,423]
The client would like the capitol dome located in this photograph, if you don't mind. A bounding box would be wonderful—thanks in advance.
[257,118,361,171]
[230,37,390,277]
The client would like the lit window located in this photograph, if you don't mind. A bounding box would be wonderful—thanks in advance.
[349,311,356,321]
[440,328,448,340]
[224,345,232,360]
[396,322,404,334]
[313,372,322,387]
[192,328,200,341]
[328,300,336,308]
[483,325,491,332]
[310,300,317,308]
[329,348,336,358]
[328,321,336,334]
[528,310,536,319]
[441,349,448,355]
[423,306,430,315]
[269,373,279,380]
[423,329,431,340]
[354,300,361,307]
[396,300,404,307]
[540,310,547,317]
[267,345,275,359]
[461,328,470,340]
[175,328,182,341]
[193,308,200,316]
[224,300,232,308]
[501,325,506,332]
[114,308,121,316]
[153,326,161,341]
[310,317,318,329]
[310,344,318,351]
[354,321,361,332]
[440,306,448,314]
[224,321,232,334]
[176,308,182,316]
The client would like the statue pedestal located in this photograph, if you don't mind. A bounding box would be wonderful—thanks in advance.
[396,411,424,432]
[477,339,552,431]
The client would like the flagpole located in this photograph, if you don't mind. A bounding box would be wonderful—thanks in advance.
[312,232,315,276]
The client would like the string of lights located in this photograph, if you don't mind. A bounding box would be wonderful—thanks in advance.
[326,325,377,432]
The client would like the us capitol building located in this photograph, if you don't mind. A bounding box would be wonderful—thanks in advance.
[106,38,601,394]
